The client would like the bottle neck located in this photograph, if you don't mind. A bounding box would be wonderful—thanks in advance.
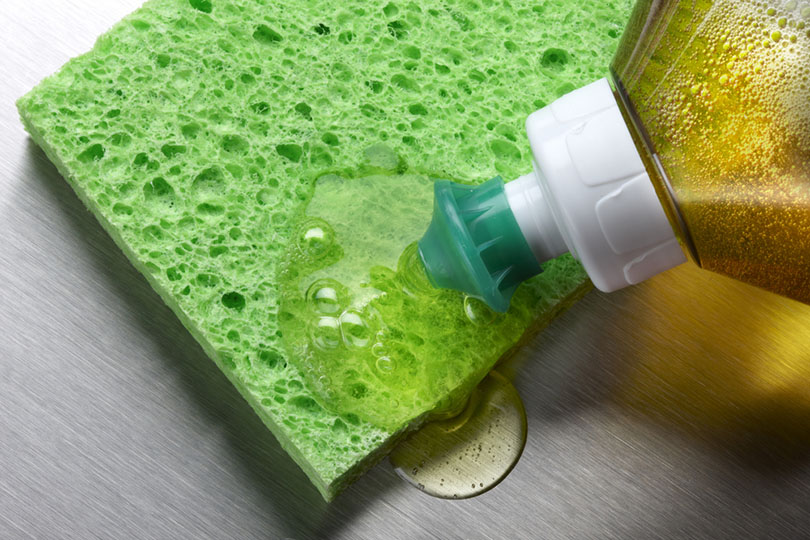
[504,172,568,263]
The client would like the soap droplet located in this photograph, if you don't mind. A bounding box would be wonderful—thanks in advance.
[390,371,527,499]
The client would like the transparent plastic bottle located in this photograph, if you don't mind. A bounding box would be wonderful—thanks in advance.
[418,0,810,311]
[613,0,810,301]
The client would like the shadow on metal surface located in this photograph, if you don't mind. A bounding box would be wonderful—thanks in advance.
[505,257,810,476]
[616,268,810,473]
[22,140,395,539]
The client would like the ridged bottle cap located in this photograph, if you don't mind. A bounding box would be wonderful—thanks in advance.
[418,177,542,312]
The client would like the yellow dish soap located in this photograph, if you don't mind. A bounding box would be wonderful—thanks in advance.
[419,0,810,309]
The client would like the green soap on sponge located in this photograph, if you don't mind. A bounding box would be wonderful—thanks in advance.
[17,0,632,499]
[278,171,569,432]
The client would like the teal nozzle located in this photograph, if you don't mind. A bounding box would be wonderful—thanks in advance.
[417,177,543,312]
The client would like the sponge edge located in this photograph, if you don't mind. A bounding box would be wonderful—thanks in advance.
[17,0,629,499]
[19,110,396,497]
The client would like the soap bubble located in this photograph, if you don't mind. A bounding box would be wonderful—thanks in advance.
[375,356,396,374]
[371,341,388,357]
[296,218,335,259]
[305,279,345,314]
[340,310,372,348]
[463,296,500,325]
[310,316,341,350]
[397,242,438,297]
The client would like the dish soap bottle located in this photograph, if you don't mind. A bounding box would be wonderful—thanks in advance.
[419,0,810,312]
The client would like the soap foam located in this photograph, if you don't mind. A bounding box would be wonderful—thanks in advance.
[278,171,539,430]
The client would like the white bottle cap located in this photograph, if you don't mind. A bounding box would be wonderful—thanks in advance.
[507,78,687,292]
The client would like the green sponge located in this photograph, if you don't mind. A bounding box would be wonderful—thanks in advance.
[17,0,631,499]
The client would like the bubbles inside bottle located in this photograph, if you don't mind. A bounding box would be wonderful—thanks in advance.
[613,0,810,302]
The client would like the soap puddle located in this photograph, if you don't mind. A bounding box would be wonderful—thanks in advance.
[276,145,536,431]
[389,370,527,499]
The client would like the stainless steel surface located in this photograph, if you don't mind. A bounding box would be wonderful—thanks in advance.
[4,2,810,539]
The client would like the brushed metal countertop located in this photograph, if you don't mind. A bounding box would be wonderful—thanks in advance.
[3,2,810,539]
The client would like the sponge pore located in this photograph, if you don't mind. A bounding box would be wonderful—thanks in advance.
[17,0,632,499]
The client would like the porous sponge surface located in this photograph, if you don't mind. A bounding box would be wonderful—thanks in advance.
[17,0,631,499]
